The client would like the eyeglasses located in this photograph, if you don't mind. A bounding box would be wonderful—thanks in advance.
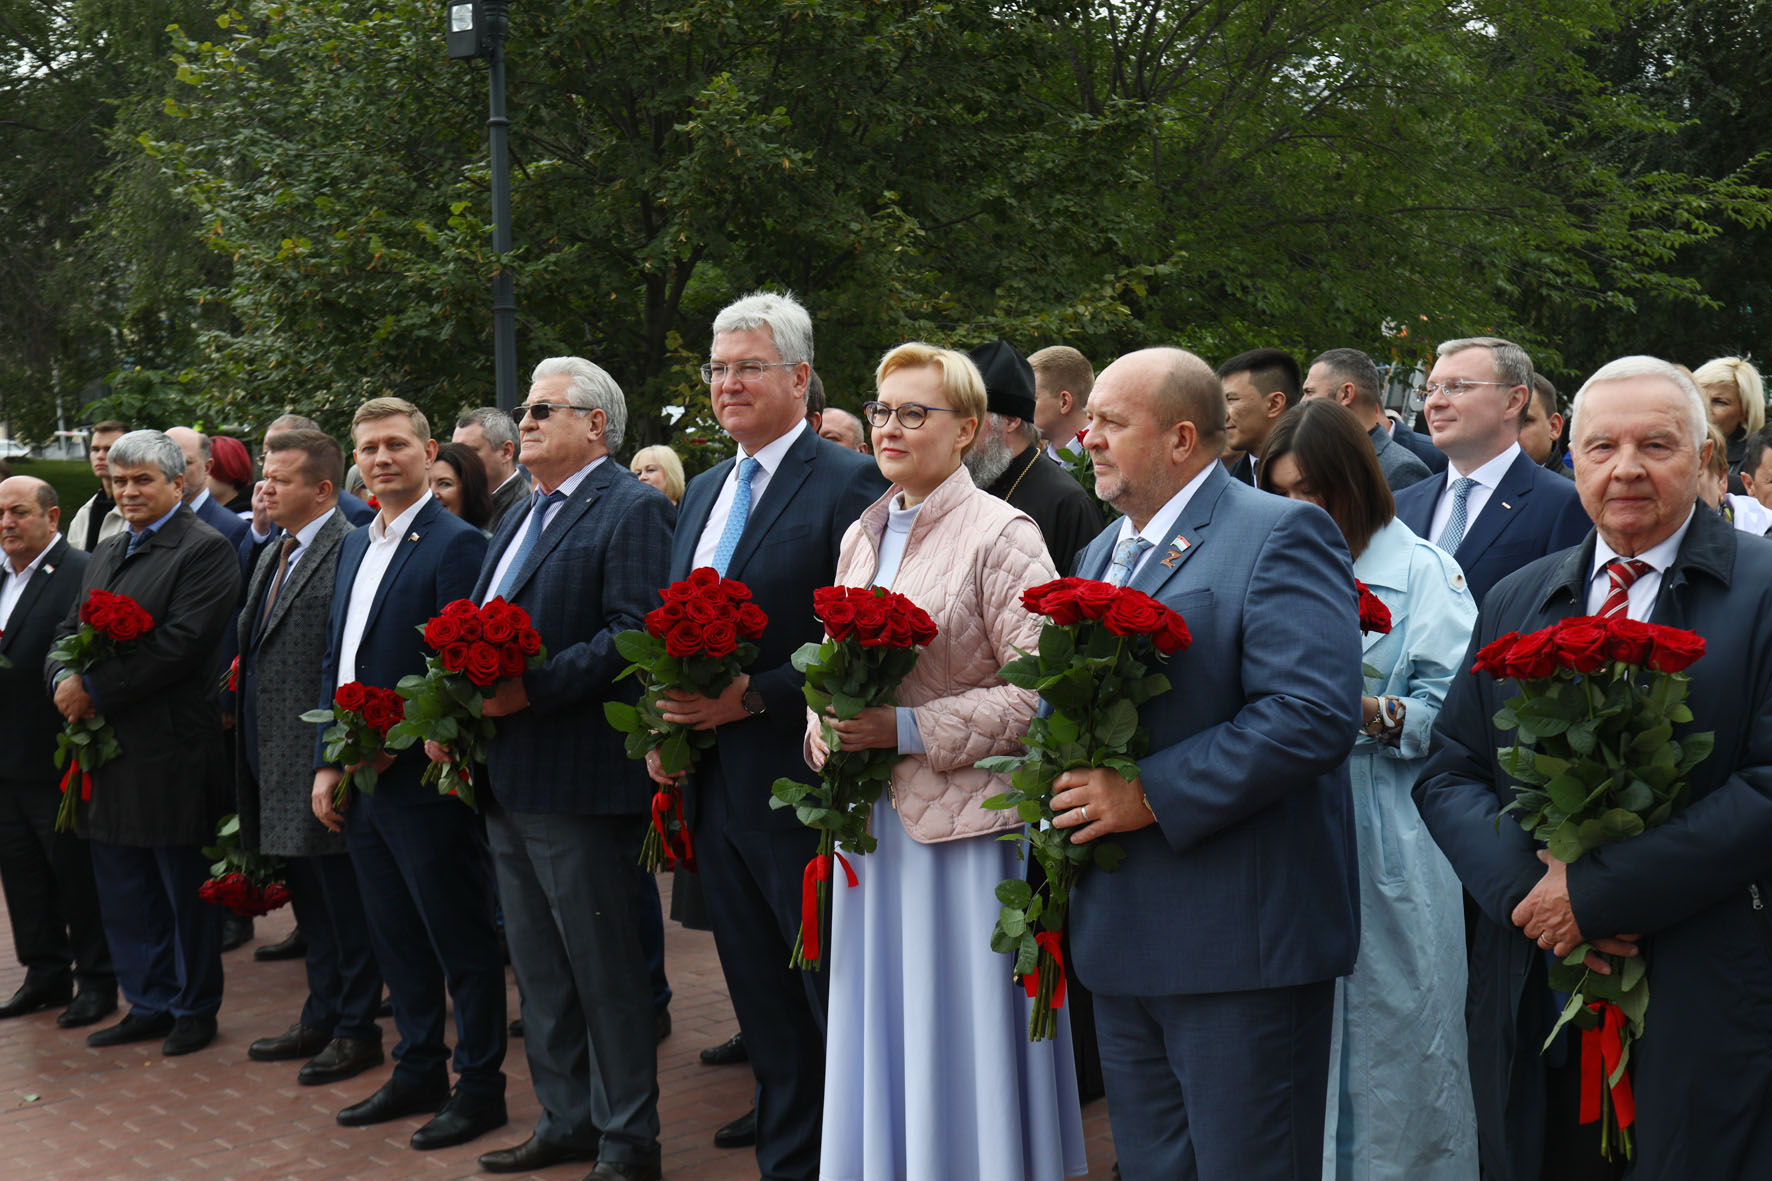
[513,402,581,423]
[1419,379,1517,400]
[700,361,797,384]
[862,401,964,429]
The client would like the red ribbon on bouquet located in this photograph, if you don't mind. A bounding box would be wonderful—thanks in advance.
[1579,1001,1636,1128]
[1020,930,1068,1009]
[59,757,92,801]
[799,851,857,964]
[648,789,695,870]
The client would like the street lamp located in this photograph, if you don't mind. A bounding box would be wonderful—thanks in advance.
[446,1,518,413]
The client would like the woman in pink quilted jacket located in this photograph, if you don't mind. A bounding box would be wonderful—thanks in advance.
[807,342,1087,1180]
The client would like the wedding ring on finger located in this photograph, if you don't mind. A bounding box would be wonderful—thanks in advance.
[1080,805,1089,822]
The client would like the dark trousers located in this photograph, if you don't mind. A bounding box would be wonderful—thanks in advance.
[694,766,827,1181]
[346,785,506,1097]
[1095,980,1335,1181]
[487,803,660,1164]
[284,853,382,1041]
[0,782,112,990]
[87,840,222,1018]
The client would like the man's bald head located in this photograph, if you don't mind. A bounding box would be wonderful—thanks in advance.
[0,475,59,570]
[818,407,869,453]
[1086,347,1225,529]
[165,426,212,505]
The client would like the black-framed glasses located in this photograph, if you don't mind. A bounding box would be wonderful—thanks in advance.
[513,402,581,423]
[700,360,797,384]
[862,401,963,429]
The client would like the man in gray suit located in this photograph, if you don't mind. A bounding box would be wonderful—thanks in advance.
[454,407,527,531]
[1303,348,1432,491]
[235,430,384,1086]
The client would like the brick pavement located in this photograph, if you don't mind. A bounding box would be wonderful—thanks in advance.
[0,878,1116,1179]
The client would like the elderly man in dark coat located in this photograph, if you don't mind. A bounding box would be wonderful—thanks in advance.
[1416,355,1772,1179]
[47,429,240,1057]
[232,430,384,1085]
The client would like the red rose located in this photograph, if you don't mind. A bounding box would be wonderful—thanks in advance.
[863,617,913,648]
[1020,579,1064,615]
[334,682,370,714]
[853,600,888,639]
[685,596,719,625]
[498,645,527,680]
[106,610,144,642]
[645,607,674,638]
[905,605,937,645]
[1604,617,1655,665]
[80,590,113,626]
[1470,631,1520,677]
[1551,618,1611,674]
[1043,589,1085,627]
[517,627,542,656]
[703,620,739,658]
[441,641,471,673]
[1153,610,1192,655]
[85,602,116,633]
[1502,628,1560,680]
[425,614,463,648]
[661,580,697,604]
[821,600,857,641]
[456,616,484,643]
[812,585,846,615]
[1355,582,1393,635]
[737,602,768,639]
[665,621,705,659]
[463,641,502,687]
[443,599,479,620]
[1102,589,1167,637]
[721,578,753,604]
[482,612,517,645]
[688,567,722,589]
[1646,625,1706,674]
[1073,581,1118,621]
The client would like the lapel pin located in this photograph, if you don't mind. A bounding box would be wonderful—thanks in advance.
[1501,502,1512,510]
[43,564,54,575]
[1160,534,1190,567]
[408,532,420,542]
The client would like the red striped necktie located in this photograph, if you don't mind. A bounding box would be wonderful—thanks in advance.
[1598,558,1652,620]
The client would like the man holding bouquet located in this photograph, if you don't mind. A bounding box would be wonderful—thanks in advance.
[1416,357,1772,1178]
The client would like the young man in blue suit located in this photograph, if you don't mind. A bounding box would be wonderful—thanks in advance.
[309,398,503,1151]
[1394,337,1590,607]
[1049,347,1364,1180]
[648,291,887,1180]
[463,358,675,1181]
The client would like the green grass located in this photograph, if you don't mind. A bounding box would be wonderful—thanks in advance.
[10,458,100,515]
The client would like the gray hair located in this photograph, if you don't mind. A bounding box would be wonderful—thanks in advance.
[1570,356,1708,452]
[530,356,629,451]
[455,406,518,453]
[1438,336,1535,391]
[268,413,320,433]
[108,430,187,484]
[712,290,814,367]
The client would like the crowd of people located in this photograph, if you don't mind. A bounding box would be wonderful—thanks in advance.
[0,288,1767,1181]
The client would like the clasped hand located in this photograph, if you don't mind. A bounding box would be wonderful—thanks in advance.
[1049,766,1156,843]
[1511,849,1640,974]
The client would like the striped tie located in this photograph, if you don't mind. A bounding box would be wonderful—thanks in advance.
[1597,558,1652,620]
[1437,477,1477,554]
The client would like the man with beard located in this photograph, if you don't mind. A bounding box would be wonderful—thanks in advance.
[966,341,1099,573]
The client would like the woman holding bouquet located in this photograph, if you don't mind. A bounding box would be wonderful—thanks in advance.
[805,342,1086,1180]
[1260,398,1479,1180]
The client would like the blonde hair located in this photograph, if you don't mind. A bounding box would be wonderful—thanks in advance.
[352,396,432,444]
[629,444,686,504]
[1692,356,1766,436]
[1705,424,1731,478]
[874,343,987,456]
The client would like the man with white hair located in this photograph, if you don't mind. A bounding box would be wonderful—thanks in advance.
[1417,356,1772,1178]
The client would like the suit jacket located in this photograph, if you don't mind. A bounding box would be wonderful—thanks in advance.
[237,491,375,580]
[1369,423,1432,491]
[668,429,888,830]
[194,492,248,547]
[1390,422,1448,473]
[1413,506,1772,1179]
[1393,448,1589,609]
[319,498,488,793]
[1068,464,1364,997]
[487,473,529,533]
[235,508,352,857]
[45,508,241,845]
[0,538,89,788]
[474,462,675,814]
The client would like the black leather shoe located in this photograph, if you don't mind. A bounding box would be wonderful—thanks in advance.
[588,1161,663,1181]
[699,1031,747,1065]
[409,1088,507,1150]
[253,927,307,962]
[220,916,254,952]
[249,1022,332,1062]
[87,1009,175,1047]
[0,978,73,1019]
[476,1134,597,1173]
[655,1007,671,1043]
[162,1014,218,1056]
[713,1107,756,1149]
[297,1036,384,1086]
[336,1074,450,1127]
[57,988,118,1029]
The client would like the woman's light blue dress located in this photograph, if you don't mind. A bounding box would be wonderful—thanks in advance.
[820,498,1088,1181]
[1324,517,1480,1180]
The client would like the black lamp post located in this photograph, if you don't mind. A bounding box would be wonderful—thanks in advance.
[447,1,518,412]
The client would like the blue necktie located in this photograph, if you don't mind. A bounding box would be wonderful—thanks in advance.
[495,490,565,600]
[712,458,762,576]
[1437,477,1477,555]
[125,529,148,558]
[1105,535,1153,587]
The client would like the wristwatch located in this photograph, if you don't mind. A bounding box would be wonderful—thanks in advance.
[741,685,766,717]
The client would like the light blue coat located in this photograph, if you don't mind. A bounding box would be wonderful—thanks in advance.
[1324,517,1479,1180]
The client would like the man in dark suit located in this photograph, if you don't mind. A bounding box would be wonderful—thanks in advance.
[310,398,500,1150]
[0,477,114,1028]
[167,427,249,547]
[1302,347,1432,491]
[454,407,528,531]
[1416,357,1772,1179]
[234,430,383,1086]
[1052,348,1363,1179]
[463,359,675,1181]
[239,415,377,582]
[1390,414,1449,474]
[1394,337,1589,607]
[48,431,241,1056]
[648,291,886,1179]
[1219,347,1300,486]
[1522,373,1571,477]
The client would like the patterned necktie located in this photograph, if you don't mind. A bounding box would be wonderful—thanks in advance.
[1105,536,1153,587]
[1597,558,1652,620]
[1437,477,1478,554]
[712,457,762,576]
[495,489,566,600]
[125,529,148,558]
[258,536,300,630]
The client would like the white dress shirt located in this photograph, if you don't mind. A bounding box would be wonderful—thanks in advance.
[1427,442,1522,548]
[1108,460,1217,584]
[482,457,604,604]
[337,493,432,690]
[691,420,808,571]
[1584,509,1695,620]
[275,507,337,583]
[0,533,61,631]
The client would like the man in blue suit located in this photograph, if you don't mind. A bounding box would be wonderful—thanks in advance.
[167,427,249,547]
[1394,337,1589,607]
[1050,347,1364,1180]
[649,291,886,1180]
[464,358,675,1181]
[309,398,503,1151]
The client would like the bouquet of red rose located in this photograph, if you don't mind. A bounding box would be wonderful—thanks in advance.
[197,813,291,918]
[47,588,155,832]
[300,681,409,809]
[605,568,767,871]
[976,576,1192,1040]
[1475,614,1712,1162]
[1053,430,1116,524]
[381,597,546,808]
[769,585,938,970]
